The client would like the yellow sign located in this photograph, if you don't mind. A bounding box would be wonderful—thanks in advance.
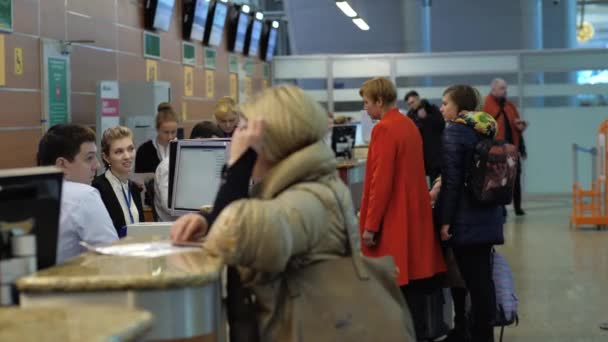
[0,35,5,86]
[205,70,214,98]
[262,79,269,90]
[229,73,238,101]
[146,59,158,81]
[181,101,187,121]
[14,48,23,75]
[244,76,252,98]
[184,66,194,97]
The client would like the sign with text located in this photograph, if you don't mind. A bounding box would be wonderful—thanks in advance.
[100,81,119,117]
[184,66,194,97]
[229,73,238,101]
[0,0,12,32]
[182,42,195,66]
[146,59,158,81]
[204,48,216,70]
[14,47,22,75]
[47,57,68,126]
[228,54,238,74]
[143,31,161,60]
[205,69,214,98]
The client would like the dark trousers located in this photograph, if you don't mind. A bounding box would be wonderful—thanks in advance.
[513,162,523,211]
[453,245,495,342]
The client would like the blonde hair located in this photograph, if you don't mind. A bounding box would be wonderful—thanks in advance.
[101,126,133,167]
[155,105,178,129]
[239,85,327,163]
[214,96,238,121]
[359,77,397,105]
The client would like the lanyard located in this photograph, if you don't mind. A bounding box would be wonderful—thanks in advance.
[120,183,135,224]
[112,172,135,224]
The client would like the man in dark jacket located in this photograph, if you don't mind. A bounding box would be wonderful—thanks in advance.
[405,90,445,185]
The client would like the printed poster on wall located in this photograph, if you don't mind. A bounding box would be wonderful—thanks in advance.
[184,66,194,97]
[229,73,238,101]
[14,47,22,75]
[146,60,158,81]
[48,57,68,126]
[205,69,215,98]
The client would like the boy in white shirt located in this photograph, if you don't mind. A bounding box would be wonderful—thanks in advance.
[37,124,118,263]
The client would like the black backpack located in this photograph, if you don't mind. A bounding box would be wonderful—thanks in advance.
[466,138,519,206]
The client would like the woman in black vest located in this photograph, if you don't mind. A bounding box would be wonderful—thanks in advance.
[93,126,144,237]
[134,102,179,173]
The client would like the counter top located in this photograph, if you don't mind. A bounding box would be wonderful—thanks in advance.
[17,238,222,293]
[0,306,152,342]
[336,159,366,169]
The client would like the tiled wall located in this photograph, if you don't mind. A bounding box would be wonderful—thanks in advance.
[0,0,268,169]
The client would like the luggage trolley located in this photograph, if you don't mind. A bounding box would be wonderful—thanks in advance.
[570,119,608,229]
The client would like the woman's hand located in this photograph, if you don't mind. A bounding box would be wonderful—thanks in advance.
[440,224,452,241]
[430,187,440,207]
[362,230,376,247]
[170,214,209,242]
[228,118,265,166]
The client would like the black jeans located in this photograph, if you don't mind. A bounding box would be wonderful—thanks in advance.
[513,162,523,211]
[453,245,495,342]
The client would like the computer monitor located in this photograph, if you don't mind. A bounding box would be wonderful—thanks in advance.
[204,0,229,47]
[0,167,63,270]
[169,139,230,216]
[183,0,211,41]
[332,124,357,159]
[244,13,263,57]
[145,0,176,32]
[227,4,251,53]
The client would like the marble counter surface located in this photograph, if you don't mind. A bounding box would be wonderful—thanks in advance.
[336,159,366,169]
[0,306,152,342]
[17,238,222,293]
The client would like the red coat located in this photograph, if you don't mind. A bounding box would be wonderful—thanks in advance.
[359,108,446,286]
[483,95,522,149]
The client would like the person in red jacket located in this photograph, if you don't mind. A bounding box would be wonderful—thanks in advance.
[483,78,528,216]
[358,77,446,292]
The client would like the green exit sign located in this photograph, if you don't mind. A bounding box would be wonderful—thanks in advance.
[143,31,161,60]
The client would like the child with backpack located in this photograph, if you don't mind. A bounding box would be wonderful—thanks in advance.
[435,84,507,342]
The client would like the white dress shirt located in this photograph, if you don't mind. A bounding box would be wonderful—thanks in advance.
[104,170,140,226]
[58,181,118,263]
[154,158,180,222]
[152,138,169,161]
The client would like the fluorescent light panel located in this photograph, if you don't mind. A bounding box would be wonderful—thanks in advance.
[352,17,369,31]
[336,1,357,18]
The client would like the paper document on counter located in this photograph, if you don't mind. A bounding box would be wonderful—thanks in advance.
[80,241,202,258]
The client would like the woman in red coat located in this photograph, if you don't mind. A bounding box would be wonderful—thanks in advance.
[358,77,446,289]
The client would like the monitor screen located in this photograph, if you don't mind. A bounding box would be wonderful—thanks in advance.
[0,167,63,270]
[247,19,263,56]
[233,12,250,53]
[153,0,176,32]
[190,0,210,41]
[331,124,357,158]
[208,2,228,47]
[265,27,278,61]
[170,140,230,214]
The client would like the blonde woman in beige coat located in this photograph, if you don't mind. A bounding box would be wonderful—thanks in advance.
[171,85,414,341]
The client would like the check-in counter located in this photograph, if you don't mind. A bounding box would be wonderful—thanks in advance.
[16,238,224,342]
[0,306,152,342]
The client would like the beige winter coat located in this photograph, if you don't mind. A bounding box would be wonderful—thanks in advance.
[204,140,354,280]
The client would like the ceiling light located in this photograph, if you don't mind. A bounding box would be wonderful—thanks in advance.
[242,4,251,13]
[352,17,369,31]
[255,12,264,20]
[272,20,279,29]
[336,1,357,18]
